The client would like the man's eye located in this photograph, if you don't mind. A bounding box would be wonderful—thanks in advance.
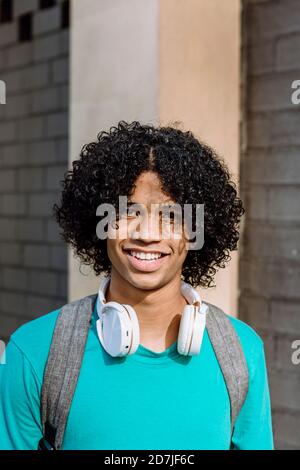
[161,212,176,221]
[118,208,139,218]
[127,209,140,217]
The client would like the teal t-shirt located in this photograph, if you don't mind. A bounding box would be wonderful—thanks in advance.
[0,299,274,450]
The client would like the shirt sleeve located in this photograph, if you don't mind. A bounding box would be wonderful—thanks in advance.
[230,339,274,450]
[0,338,43,450]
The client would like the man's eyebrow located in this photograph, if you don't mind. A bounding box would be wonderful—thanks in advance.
[127,201,139,205]
[159,202,179,207]
[124,202,182,220]
[127,201,178,207]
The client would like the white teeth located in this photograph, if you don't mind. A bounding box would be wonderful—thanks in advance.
[130,251,162,260]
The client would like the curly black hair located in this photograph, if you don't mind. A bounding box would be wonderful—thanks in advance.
[53,120,245,288]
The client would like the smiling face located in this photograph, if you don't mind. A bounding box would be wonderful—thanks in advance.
[106,171,189,291]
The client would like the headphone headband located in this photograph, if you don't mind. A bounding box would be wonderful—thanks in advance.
[96,275,207,357]
[97,276,202,313]
[98,276,110,306]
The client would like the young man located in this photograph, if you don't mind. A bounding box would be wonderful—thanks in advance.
[0,121,274,450]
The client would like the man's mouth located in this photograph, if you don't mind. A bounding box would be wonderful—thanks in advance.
[122,248,170,272]
[126,250,166,260]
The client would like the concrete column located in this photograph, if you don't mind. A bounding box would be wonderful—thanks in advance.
[159,0,241,315]
[69,0,159,300]
[69,0,241,317]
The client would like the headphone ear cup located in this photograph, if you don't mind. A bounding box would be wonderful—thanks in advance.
[177,305,206,356]
[177,305,195,356]
[188,307,206,355]
[97,301,136,357]
[121,304,140,355]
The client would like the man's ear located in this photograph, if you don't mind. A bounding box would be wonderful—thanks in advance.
[182,222,192,251]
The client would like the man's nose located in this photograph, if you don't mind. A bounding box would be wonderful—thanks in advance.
[130,213,162,241]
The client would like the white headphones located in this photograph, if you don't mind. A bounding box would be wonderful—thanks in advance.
[96,276,208,358]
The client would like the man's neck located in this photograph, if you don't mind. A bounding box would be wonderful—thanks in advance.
[105,270,188,353]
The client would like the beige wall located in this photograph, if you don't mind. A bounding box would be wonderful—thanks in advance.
[159,0,241,315]
[69,0,241,316]
[69,0,159,300]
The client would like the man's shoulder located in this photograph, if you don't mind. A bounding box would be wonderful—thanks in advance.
[206,301,265,374]
[206,301,263,349]
[9,307,63,380]
[9,294,97,373]
[11,308,61,347]
[226,314,264,352]
[222,310,265,377]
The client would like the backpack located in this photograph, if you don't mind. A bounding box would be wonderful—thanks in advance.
[38,294,249,450]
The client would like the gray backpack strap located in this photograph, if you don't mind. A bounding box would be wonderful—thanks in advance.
[39,293,97,450]
[205,302,249,437]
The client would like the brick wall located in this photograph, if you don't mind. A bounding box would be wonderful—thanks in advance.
[240,0,300,450]
[0,0,70,341]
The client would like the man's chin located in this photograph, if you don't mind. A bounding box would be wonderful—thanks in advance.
[125,270,166,291]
